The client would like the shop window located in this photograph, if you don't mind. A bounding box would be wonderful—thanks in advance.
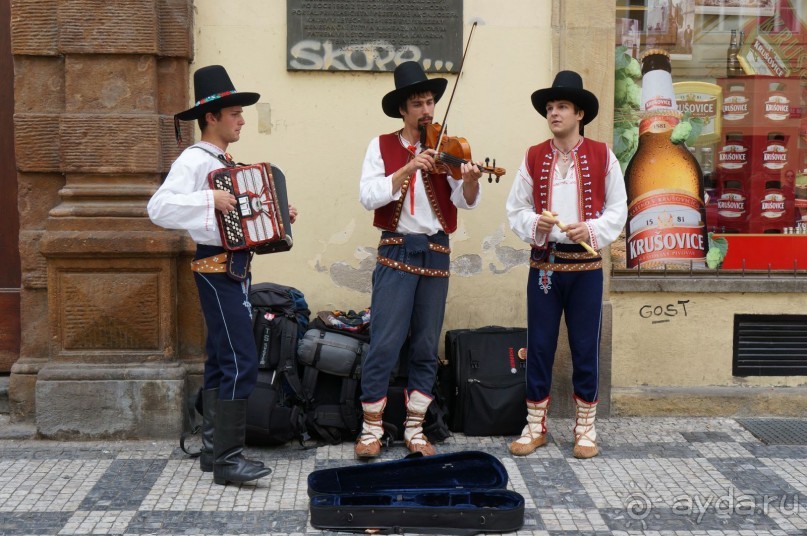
[613,0,806,274]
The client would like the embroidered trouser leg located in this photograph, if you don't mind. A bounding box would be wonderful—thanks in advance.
[526,267,603,402]
[194,248,258,401]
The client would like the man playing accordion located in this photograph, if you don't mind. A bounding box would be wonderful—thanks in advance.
[148,65,297,486]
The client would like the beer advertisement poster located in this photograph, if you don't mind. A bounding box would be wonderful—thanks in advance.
[673,82,723,145]
[737,6,806,78]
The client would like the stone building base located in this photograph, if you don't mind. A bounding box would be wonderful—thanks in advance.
[35,363,186,439]
[613,386,807,417]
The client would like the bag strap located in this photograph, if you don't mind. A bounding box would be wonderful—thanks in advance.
[179,388,203,457]
[278,317,305,400]
[339,377,361,436]
[301,365,334,443]
[300,365,348,445]
[423,395,452,442]
[255,312,274,369]
[289,403,314,447]
[190,144,243,167]
[275,317,315,445]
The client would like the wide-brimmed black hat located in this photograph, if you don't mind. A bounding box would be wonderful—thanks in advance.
[382,61,448,118]
[175,65,260,121]
[530,70,599,125]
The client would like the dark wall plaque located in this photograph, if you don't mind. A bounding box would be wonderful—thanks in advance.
[287,0,463,72]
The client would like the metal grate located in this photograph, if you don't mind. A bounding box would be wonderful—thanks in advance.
[733,314,807,376]
[736,418,807,445]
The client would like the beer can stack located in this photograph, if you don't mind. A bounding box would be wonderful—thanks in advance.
[715,75,803,233]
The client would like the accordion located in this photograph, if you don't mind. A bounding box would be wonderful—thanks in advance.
[207,162,293,255]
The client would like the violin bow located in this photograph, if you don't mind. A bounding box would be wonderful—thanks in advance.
[435,20,478,151]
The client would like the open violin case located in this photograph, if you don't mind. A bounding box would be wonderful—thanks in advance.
[307,450,525,535]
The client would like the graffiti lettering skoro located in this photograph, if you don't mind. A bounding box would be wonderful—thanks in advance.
[289,40,454,71]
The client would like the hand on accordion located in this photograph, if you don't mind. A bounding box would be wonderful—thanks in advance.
[207,162,293,254]
[213,190,236,215]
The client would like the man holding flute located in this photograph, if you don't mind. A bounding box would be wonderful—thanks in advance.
[505,71,627,459]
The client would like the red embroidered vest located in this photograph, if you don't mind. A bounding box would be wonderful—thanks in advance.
[373,132,458,234]
[526,138,610,221]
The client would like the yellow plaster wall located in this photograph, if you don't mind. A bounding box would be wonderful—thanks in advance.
[613,292,807,388]
[188,1,807,412]
[192,0,554,328]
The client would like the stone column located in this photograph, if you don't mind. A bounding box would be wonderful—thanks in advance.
[546,0,616,418]
[10,0,205,438]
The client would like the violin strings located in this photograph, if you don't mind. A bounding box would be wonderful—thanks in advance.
[439,152,469,165]
[438,153,500,175]
[439,152,497,171]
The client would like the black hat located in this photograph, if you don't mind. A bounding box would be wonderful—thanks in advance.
[382,61,448,118]
[530,70,599,125]
[175,65,260,121]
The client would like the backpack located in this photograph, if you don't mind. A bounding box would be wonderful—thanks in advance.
[245,282,311,446]
[297,316,367,444]
[297,313,451,446]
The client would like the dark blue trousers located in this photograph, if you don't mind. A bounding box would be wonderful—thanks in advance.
[194,245,258,401]
[360,232,450,402]
[526,263,603,403]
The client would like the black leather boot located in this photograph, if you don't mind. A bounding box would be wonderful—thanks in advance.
[199,388,218,472]
[213,399,271,485]
[201,390,264,473]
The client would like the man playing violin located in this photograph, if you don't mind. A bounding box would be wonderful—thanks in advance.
[356,61,483,458]
[506,71,627,459]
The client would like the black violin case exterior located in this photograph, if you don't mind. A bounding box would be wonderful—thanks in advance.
[307,450,525,535]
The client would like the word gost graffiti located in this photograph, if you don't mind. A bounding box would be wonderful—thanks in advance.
[288,39,455,71]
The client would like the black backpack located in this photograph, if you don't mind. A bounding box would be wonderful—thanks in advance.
[245,282,311,446]
[297,316,367,444]
[297,315,450,445]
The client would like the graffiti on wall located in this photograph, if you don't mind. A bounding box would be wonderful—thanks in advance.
[289,40,455,71]
[638,299,691,324]
[286,0,462,72]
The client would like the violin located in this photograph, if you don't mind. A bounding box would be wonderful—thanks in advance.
[420,123,506,183]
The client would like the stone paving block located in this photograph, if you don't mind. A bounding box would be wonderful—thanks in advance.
[1,418,807,535]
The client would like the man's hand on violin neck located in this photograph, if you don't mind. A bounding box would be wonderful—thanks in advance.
[460,162,481,204]
[460,161,483,183]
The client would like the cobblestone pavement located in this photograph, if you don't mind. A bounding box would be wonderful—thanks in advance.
[2,417,807,535]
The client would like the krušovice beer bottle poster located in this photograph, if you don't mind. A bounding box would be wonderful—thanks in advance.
[624,49,708,268]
